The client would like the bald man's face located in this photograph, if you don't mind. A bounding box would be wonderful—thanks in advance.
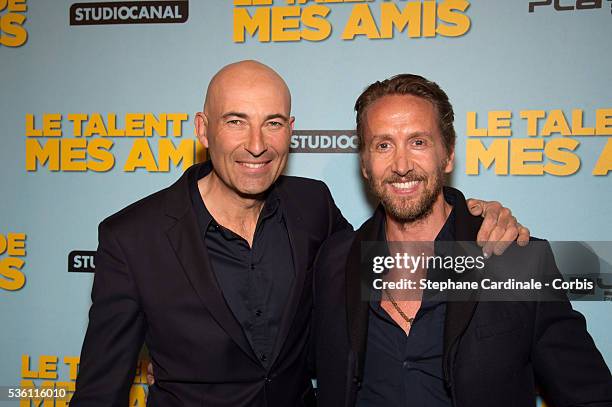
[196,69,293,197]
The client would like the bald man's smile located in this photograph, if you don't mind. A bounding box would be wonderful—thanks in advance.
[194,60,294,199]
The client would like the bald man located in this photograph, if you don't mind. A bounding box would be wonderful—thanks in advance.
[71,61,528,407]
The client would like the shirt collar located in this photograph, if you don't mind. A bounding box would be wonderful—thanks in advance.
[372,188,457,305]
[437,188,457,242]
[189,161,283,233]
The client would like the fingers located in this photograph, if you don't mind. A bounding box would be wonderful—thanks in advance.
[466,198,484,217]
[476,201,503,249]
[480,204,515,257]
[474,200,530,257]
[493,217,519,255]
[517,224,530,246]
[147,362,155,386]
[482,216,509,258]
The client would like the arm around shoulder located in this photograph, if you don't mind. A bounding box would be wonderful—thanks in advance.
[319,181,352,235]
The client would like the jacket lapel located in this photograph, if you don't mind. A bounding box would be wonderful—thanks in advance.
[442,187,482,385]
[268,190,308,367]
[346,205,385,380]
[163,164,258,364]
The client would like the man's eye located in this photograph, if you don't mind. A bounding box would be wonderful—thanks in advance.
[412,139,426,147]
[227,120,243,126]
[268,121,283,127]
[377,142,390,150]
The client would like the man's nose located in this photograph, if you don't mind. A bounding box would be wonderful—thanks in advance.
[391,147,414,176]
[245,127,267,157]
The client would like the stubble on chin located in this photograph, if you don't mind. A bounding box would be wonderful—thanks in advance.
[366,167,445,223]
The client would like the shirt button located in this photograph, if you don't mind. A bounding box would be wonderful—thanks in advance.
[402,361,411,369]
[260,353,267,362]
[250,264,255,270]
[255,309,262,317]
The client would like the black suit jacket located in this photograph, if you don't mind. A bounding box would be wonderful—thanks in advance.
[314,187,612,407]
[71,162,350,407]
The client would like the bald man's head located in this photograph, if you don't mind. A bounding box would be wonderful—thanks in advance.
[194,60,295,198]
[204,60,291,116]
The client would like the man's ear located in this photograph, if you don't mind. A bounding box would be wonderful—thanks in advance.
[444,148,455,173]
[360,153,369,180]
[195,112,209,148]
[289,116,295,131]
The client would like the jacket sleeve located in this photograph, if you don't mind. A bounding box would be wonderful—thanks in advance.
[70,220,146,406]
[312,231,356,407]
[321,181,352,236]
[308,182,351,377]
[532,243,612,407]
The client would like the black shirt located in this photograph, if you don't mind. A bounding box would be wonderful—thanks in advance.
[189,162,294,369]
[356,193,456,407]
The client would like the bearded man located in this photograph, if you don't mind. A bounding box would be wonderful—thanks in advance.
[314,74,612,407]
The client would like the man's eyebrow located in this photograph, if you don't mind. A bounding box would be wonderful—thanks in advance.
[407,131,434,139]
[220,112,289,122]
[370,134,393,141]
[371,131,433,140]
[264,113,289,122]
[222,112,248,119]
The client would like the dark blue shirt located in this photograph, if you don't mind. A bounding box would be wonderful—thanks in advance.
[189,162,294,370]
[356,194,456,407]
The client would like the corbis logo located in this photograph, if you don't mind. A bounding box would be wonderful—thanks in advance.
[568,277,612,300]
[290,130,358,153]
[70,0,189,26]
[529,0,612,13]
[0,0,27,47]
[0,232,26,291]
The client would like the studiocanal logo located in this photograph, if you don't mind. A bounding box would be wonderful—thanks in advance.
[68,250,96,273]
[290,130,358,153]
[70,0,189,26]
[0,0,28,47]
